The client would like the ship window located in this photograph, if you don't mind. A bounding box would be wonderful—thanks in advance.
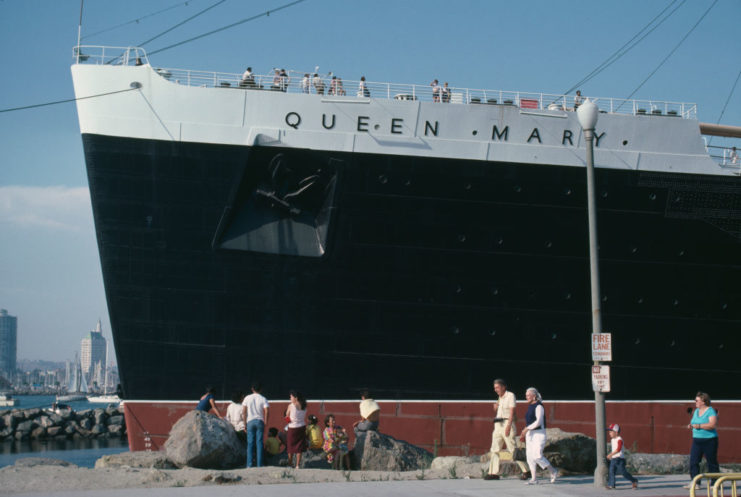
[489,330,496,336]
[649,193,657,200]
[458,234,466,243]
[622,140,628,146]
[378,174,388,184]
[472,130,478,136]
[545,240,553,248]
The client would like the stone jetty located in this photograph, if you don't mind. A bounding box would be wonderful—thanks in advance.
[0,405,126,441]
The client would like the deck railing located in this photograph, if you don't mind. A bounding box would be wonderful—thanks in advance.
[73,45,698,120]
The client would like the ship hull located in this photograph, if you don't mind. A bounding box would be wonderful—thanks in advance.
[83,133,740,401]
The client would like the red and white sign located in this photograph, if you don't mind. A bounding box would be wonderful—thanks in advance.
[592,365,611,392]
[591,333,612,362]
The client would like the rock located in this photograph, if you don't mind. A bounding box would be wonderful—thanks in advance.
[23,408,42,419]
[48,412,64,424]
[77,409,92,418]
[542,428,596,474]
[107,415,124,426]
[64,424,76,436]
[430,456,486,479]
[300,450,333,469]
[3,414,16,430]
[30,427,46,438]
[350,431,432,472]
[108,424,123,435]
[46,426,63,437]
[93,408,106,425]
[16,420,36,434]
[627,453,689,474]
[80,418,93,430]
[164,410,244,469]
[91,424,108,435]
[95,450,176,469]
[14,457,75,467]
[0,427,13,439]
[105,406,119,417]
[38,416,54,428]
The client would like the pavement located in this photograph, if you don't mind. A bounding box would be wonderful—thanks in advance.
[9,475,694,497]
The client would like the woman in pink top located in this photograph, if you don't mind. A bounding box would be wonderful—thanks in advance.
[285,390,307,468]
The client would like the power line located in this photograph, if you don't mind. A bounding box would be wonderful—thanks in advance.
[708,64,741,146]
[137,0,228,47]
[0,88,138,114]
[563,0,684,96]
[81,1,197,41]
[147,0,307,57]
[623,0,718,103]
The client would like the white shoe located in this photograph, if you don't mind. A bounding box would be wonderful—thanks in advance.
[525,480,538,485]
[550,470,559,483]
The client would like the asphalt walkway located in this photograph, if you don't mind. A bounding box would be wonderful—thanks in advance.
[11,475,694,497]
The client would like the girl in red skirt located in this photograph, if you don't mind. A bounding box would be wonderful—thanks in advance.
[285,390,307,468]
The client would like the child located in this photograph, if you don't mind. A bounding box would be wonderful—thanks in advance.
[264,427,284,456]
[306,414,323,450]
[606,423,638,490]
[225,391,246,441]
[322,414,350,470]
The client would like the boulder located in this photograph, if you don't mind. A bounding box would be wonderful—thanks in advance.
[542,428,596,474]
[164,410,244,469]
[107,415,124,426]
[95,450,176,469]
[80,418,93,430]
[627,453,689,474]
[91,424,108,435]
[16,420,36,434]
[23,408,42,419]
[30,427,46,438]
[46,426,63,437]
[350,431,432,472]
[430,456,486,478]
[38,416,55,428]
[93,408,106,425]
[300,450,333,469]
[108,424,123,435]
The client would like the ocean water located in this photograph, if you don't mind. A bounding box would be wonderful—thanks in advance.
[0,395,129,468]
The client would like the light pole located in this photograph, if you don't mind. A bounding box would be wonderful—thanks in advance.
[577,99,607,487]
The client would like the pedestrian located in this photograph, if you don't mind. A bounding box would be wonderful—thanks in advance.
[301,73,310,93]
[225,391,246,441]
[574,90,583,110]
[606,423,638,490]
[441,82,451,103]
[286,390,308,468]
[279,69,289,92]
[520,387,558,485]
[484,379,529,480]
[312,73,325,95]
[242,382,269,467]
[353,389,380,434]
[358,76,370,97]
[195,386,222,418]
[685,391,718,489]
[431,79,440,102]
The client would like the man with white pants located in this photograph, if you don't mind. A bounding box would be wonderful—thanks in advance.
[484,379,529,480]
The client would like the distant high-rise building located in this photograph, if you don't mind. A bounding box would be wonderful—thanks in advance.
[80,320,106,385]
[0,309,17,379]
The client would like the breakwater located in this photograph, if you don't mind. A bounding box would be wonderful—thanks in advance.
[0,406,126,441]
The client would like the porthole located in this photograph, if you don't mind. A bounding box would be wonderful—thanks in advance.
[491,288,499,296]
[551,333,558,340]
[404,179,411,187]
[673,299,679,306]
[649,193,657,200]
[602,295,608,302]
[378,174,388,184]
[472,130,478,136]
[637,297,644,304]
[601,191,608,198]
[514,186,522,193]
[622,140,628,146]
[458,234,466,243]
[451,327,461,335]
[678,250,685,256]
[545,241,553,248]
[631,246,638,254]
[721,303,728,310]
[564,188,572,196]
[489,330,497,337]
[497,237,504,246]
[634,338,641,345]
[564,292,572,300]
[455,285,463,294]
[374,124,380,130]
[464,183,472,190]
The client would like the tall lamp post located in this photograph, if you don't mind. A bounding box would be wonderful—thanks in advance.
[577,99,608,487]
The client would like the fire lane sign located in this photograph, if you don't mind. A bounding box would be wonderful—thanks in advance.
[591,333,612,362]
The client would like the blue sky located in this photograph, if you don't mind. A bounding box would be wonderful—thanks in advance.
[0,0,739,364]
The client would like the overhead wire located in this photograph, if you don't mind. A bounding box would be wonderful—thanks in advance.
[81,1,197,41]
[708,65,741,146]
[622,0,719,103]
[563,0,684,96]
[146,0,307,57]
[0,88,139,114]
[137,0,228,47]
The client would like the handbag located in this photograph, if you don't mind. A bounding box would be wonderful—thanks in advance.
[513,447,526,462]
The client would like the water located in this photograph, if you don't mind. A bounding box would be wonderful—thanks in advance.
[0,394,129,468]
[0,394,112,412]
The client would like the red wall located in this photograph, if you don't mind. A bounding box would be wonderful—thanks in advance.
[124,400,741,461]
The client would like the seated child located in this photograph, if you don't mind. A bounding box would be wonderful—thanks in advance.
[322,414,350,470]
[306,414,323,450]
[264,427,285,456]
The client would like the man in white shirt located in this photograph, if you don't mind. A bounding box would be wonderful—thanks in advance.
[242,382,269,467]
[484,379,529,480]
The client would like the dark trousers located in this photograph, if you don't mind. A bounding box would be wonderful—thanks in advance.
[690,437,719,478]
[608,457,637,487]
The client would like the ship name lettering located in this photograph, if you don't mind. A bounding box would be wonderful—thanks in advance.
[391,118,404,134]
[562,130,573,145]
[424,120,438,136]
[527,128,542,144]
[492,125,509,141]
[595,131,605,147]
[285,112,301,129]
[357,115,370,132]
[322,113,336,130]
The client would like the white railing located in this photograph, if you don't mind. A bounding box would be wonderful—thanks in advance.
[73,45,698,120]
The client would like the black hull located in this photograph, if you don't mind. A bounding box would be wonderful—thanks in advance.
[82,134,741,400]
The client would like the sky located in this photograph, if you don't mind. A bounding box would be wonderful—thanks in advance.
[0,0,739,365]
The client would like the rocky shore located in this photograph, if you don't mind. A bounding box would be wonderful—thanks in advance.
[0,406,126,441]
